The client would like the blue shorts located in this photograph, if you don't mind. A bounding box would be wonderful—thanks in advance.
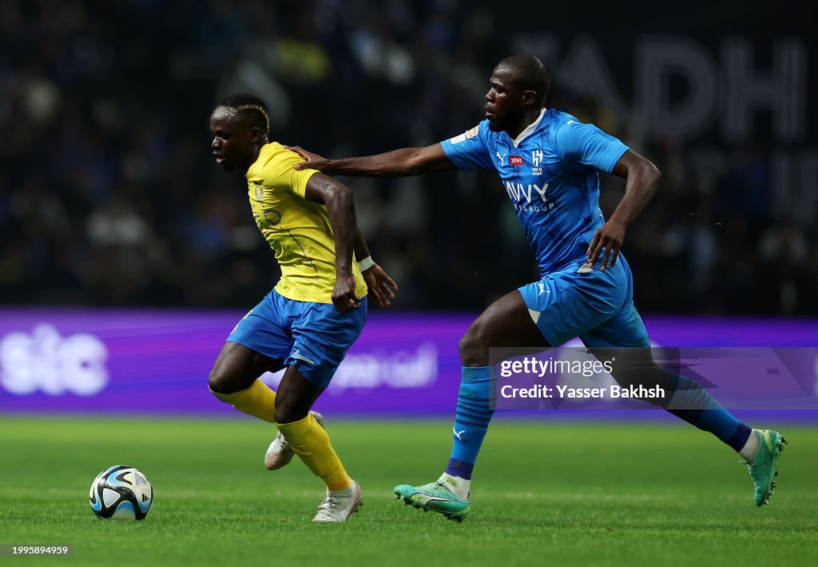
[227,290,367,388]
[518,255,650,348]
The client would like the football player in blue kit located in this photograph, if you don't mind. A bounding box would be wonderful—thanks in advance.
[290,55,786,521]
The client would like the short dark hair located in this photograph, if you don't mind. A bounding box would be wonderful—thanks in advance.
[498,55,550,107]
[217,94,271,138]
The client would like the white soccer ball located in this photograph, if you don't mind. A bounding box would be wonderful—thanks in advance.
[89,465,153,520]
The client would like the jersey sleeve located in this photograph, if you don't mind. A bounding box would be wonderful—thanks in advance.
[263,148,319,197]
[553,119,628,174]
[440,122,494,172]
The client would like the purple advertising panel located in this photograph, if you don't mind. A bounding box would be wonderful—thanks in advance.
[0,308,816,419]
[0,308,470,417]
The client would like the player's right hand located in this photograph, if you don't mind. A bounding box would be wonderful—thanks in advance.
[331,273,361,312]
[587,218,626,271]
[287,146,328,171]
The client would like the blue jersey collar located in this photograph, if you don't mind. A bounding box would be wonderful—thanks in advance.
[510,108,547,148]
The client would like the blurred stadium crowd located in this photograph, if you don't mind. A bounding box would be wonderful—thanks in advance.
[1,0,816,315]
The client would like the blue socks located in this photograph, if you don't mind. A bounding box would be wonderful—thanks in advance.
[445,366,496,480]
[663,371,752,451]
[441,366,752,485]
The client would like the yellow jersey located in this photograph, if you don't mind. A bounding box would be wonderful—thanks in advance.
[245,142,367,303]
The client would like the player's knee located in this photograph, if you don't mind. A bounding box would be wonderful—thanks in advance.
[459,322,489,366]
[208,366,236,397]
[273,401,308,424]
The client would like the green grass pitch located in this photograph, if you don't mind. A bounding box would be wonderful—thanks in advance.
[0,416,816,567]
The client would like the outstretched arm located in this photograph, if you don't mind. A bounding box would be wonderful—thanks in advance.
[304,173,360,311]
[353,228,398,307]
[587,149,661,270]
[289,143,456,177]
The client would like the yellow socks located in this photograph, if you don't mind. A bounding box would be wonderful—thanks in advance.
[211,382,351,491]
[210,379,277,423]
[276,414,351,491]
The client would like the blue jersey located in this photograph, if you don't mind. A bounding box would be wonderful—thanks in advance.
[440,109,628,275]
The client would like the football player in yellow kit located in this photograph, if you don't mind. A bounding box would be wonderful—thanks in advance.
[207,94,397,522]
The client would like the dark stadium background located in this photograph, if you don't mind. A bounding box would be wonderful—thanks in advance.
[0,0,815,315]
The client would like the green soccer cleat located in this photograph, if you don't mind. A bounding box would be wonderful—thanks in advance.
[744,429,787,507]
[394,481,471,522]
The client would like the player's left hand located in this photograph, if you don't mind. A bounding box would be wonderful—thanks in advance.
[587,219,626,271]
[361,264,398,307]
[332,274,361,312]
